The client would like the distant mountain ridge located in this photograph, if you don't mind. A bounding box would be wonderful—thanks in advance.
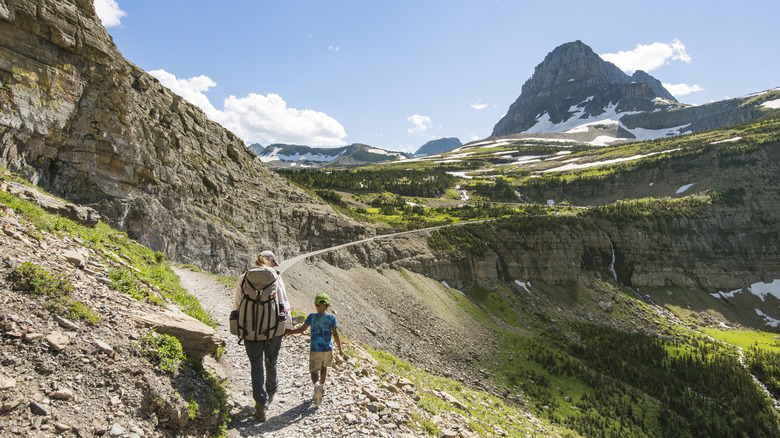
[255,143,409,168]
[413,137,462,157]
[491,40,777,145]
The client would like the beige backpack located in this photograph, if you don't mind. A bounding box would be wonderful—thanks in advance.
[230,266,286,341]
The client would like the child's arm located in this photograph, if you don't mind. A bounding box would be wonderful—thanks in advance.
[332,326,344,355]
[285,323,309,336]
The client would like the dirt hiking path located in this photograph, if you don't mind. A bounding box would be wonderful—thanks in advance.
[173,266,428,438]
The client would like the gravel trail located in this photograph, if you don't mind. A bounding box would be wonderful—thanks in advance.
[172,266,425,438]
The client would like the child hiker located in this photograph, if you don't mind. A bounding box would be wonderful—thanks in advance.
[285,292,344,405]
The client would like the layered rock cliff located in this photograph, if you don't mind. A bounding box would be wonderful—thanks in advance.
[0,0,382,272]
[320,189,778,296]
[314,137,780,295]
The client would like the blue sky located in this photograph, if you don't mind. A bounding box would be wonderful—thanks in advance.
[96,0,779,153]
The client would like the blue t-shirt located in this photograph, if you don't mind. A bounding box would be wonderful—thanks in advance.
[305,312,337,352]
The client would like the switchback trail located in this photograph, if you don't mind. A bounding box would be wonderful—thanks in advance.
[278,219,492,274]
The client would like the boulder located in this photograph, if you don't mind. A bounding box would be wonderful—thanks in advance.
[131,308,224,359]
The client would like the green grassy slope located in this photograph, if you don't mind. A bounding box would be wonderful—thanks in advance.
[272,114,780,436]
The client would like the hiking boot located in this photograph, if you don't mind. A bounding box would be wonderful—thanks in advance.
[254,403,266,422]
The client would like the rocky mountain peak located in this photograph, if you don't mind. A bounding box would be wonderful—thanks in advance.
[522,40,628,97]
[491,40,680,138]
[631,69,677,102]
[413,137,462,157]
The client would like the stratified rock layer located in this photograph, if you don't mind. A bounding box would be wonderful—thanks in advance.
[0,0,381,273]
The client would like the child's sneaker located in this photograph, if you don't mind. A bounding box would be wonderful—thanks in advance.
[313,383,323,405]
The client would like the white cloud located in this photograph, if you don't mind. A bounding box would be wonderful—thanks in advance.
[221,93,347,145]
[148,69,347,146]
[407,114,432,134]
[471,103,488,110]
[328,46,340,52]
[663,82,704,97]
[94,0,126,28]
[601,39,691,74]
[149,70,219,116]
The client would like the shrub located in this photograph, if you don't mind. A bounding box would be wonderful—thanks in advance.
[109,268,145,301]
[9,261,99,325]
[710,187,746,206]
[11,261,73,296]
[187,395,199,420]
[142,331,184,374]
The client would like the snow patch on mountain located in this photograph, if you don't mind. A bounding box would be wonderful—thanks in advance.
[755,309,780,328]
[762,98,780,109]
[525,100,634,134]
[524,98,692,142]
[629,124,693,141]
[715,280,780,303]
[259,147,345,163]
[676,183,695,194]
[541,148,680,173]
[367,147,405,157]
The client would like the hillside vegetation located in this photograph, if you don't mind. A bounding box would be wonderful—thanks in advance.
[0,170,230,436]
[3,116,779,438]
[276,115,780,226]
[270,115,780,437]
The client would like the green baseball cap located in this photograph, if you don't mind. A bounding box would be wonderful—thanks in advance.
[314,293,330,306]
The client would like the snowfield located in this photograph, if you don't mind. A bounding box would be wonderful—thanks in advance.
[523,97,692,143]
[541,148,680,173]
[259,147,345,163]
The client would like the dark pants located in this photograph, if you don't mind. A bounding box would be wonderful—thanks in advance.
[244,336,282,407]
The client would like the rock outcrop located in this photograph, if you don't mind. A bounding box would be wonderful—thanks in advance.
[4,181,100,227]
[317,217,615,291]
[0,0,383,273]
[130,308,223,359]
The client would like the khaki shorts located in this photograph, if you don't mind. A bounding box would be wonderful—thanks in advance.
[309,351,333,373]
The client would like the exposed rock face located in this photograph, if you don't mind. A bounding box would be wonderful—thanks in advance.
[0,0,382,273]
[319,137,780,293]
[319,218,615,291]
[508,137,780,292]
[413,137,462,157]
[492,41,680,137]
[491,40,776,142]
